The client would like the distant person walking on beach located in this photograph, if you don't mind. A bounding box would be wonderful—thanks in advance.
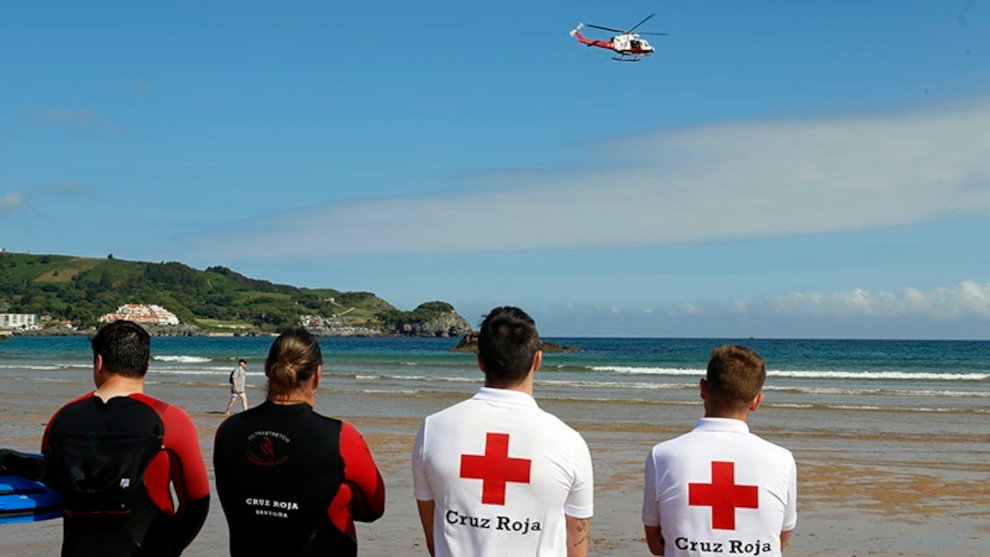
[214,329,385,557]
[642,345,797,556]
[224,359,248,415]
[412,306,594,557]
[42,320,210,557]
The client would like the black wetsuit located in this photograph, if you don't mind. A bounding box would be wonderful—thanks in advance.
[42,392,210,557]
[214,401,385,557]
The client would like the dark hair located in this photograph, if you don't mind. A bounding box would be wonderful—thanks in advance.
[477,307,541,387]
[265,328,322,397]
[705,345,766,412]
[90,320,151,378]
[238,359,247,366]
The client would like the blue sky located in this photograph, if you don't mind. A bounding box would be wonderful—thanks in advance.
[3,1,990,338]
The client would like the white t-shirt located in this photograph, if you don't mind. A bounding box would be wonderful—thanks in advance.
[642,418,797,557]
[413,387,594,557]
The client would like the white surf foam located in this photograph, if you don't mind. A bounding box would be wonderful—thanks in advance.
[592,366,989,381]
[153,355,212,364]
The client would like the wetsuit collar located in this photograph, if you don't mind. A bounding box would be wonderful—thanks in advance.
[473,387,538,407]
[694,417,750,434]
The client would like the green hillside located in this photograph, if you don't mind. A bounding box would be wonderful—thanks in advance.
[0,251,428,333]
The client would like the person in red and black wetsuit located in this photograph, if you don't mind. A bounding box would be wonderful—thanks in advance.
[42,320,210,557]
[214,328,385,557]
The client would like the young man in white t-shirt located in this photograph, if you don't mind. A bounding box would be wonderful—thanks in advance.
[412,306,594,557]
[642,345,797,556]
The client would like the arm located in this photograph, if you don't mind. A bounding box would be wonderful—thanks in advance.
[339,422,386,522]
[564,434,595,557]
[411,423,436,555]
[644,525,665,555]
[566,515,591,557]
[161,404,211,553]
[642,450,664,554]
[780,455,797,553]
[416,499,436,556]
[780,530,792,552]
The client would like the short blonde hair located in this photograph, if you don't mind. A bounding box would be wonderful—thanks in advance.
[706,345,766,410]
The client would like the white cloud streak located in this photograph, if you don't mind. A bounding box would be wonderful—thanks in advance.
[0,191,28,213]
[669,281,990,321]
[206,97,990,257]
[35,181,97,196]
[28,107,123,131]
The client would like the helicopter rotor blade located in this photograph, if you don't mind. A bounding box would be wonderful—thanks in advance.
[626,13,656,34]
[637,32,668,36]
[585,23,627,33]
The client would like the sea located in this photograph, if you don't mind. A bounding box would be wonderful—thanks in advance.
[0,336,986,415]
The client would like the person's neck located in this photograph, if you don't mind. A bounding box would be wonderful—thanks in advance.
[268,390,315,407]
[94,374,145,402]
[703,409,750,422]
[484,378,534,396]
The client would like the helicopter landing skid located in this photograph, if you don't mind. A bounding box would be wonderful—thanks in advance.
[611,56,640,62]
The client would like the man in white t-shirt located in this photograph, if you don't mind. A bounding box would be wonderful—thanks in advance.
[642,345,797,556]
[412,306,594,557]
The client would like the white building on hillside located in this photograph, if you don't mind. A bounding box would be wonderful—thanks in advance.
[0,313,38,330]
[99,304,180,326]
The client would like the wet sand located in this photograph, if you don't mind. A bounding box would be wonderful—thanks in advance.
[1,377,987,556]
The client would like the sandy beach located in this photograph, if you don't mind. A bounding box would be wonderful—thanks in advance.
[1,375,987,556]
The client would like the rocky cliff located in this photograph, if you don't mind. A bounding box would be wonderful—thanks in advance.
[380,301,474,338]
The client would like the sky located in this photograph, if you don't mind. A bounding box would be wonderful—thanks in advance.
[3,1,990,338]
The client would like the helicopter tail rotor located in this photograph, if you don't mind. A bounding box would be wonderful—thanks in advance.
[569,22,584,37]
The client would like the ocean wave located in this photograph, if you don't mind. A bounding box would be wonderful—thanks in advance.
[770,403,989,414]
[765,385,990,398]
[153,355,212,364]
[150,368,264,377]
[592,366,989,381]
[349,374,478,384]
[0,364,90,371]
[537,379,690,391]
[357,389,420,395]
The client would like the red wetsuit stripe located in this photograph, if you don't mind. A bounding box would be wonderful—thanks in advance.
[328,421,386,538]
[130,393,211,512]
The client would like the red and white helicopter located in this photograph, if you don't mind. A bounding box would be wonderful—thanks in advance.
[569,13,667,62]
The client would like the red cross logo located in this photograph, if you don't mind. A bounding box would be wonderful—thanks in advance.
[459,432,531,505]
[689,461,759,530]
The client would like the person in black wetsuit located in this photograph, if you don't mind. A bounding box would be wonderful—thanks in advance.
[42,320,210,557]
[214,328,386,557]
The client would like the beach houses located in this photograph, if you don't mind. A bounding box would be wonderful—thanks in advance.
[99,304,180,326]
[0,313,38,330]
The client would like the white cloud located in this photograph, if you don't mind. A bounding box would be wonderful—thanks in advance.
[204,97,990,257]
[35,181,97,196]
[525,281,990,338]
[686,281,990,321]
[30,107,122,131]
[0,191,28,213]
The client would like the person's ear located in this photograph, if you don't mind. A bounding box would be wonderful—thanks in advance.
[699,378,709,401]
[313,364,322,390]
[92,354,105,386]
[476,353,486,373]
[531,350,543,373]
[749,392,764,412]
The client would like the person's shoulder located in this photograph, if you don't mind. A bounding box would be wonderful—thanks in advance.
[648,428,698,455]
[423,396,476,422]
[535,406,583,437]
[130,393,197,427]
[53,391,97,412]
[47,392,98,427]
[745,432,795,462]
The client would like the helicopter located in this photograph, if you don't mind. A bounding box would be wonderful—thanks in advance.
[569,13,667,62]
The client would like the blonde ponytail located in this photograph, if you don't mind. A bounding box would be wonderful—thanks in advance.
[265,329,322,399]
